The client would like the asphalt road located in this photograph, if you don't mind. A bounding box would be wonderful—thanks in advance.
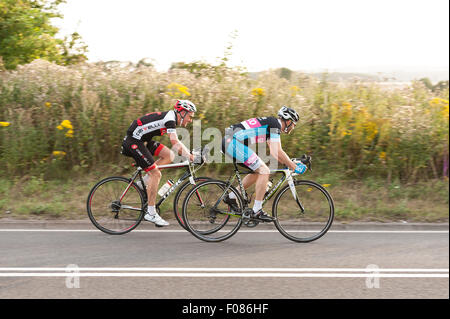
[0,222,448,299]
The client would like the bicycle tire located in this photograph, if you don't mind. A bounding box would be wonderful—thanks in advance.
[182,179,243,242]
[87,176,146,235]
[272,180,334,242]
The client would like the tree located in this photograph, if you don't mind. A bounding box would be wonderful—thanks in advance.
[432,80,449,92]
[0,0,87,69]
[277,67,293,80]
[419,77,433,90]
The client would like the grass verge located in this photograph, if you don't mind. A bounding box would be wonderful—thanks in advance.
[0,168,448,222]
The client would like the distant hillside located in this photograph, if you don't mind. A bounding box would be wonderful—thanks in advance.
[248,66,449,83]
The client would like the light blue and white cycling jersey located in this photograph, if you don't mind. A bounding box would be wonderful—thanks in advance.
[222,117,282,171]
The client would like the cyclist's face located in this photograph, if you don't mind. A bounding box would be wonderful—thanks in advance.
[180,111,195,127]
[283,120,296,134]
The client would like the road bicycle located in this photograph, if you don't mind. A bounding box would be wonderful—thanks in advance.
[87,148,212,235]
[181,155,335,242]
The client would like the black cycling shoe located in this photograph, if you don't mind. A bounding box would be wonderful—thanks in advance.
[223,194,239,212]
[251,209,274,222]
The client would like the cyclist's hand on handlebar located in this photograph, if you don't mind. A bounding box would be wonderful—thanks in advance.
[294,162,307,174]
[191,149,204,164]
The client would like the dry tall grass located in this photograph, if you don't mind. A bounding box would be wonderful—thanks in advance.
[0,59,448,183]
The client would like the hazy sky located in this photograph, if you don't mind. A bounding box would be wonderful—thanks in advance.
[55,0,449,72]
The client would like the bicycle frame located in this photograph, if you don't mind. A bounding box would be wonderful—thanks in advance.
[211,163,304,215]
[120,160,206,212]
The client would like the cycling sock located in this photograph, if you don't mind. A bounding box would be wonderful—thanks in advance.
[253,200,263,213]
[228,192,237,199]
[147,206,156,215]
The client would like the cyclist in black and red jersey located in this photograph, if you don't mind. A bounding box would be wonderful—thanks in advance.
[121,100,197,226]
[221,106,307,221]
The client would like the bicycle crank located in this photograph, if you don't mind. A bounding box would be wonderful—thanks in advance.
[242,208,259,228]
[209,208,219,224]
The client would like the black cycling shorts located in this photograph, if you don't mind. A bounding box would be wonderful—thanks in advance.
[121,135,164,171]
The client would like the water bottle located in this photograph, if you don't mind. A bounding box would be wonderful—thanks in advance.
[158,179,174,197]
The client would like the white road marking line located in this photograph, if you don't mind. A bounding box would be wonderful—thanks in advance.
[0,229,448,233]
[0,267,448,272]
[0,273,447,278]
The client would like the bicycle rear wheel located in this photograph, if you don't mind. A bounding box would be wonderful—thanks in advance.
[272,180,334,242]
[87,176,145,234]
[182,180,243,242]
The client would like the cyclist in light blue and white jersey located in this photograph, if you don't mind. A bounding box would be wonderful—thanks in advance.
[221,106,307,221]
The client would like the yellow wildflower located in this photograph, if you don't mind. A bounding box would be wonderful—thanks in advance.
[56,125,63,130]
[379,152,387,160]
[52,151,67,157]
[363,121,378,142]
[322,184,331,188]
[443,104,449,119]
[290,86,300,96]
[178,86,191,96]
[45,102,51,108]
[167,83,191,97]
[251,88,265,97]
[342,102,352,117]
[0,122,11,127]
[61,120,73,129]
[65,129,74,138]
[198,113,206,120]
[341,130,352,137]
[429,98,449,119]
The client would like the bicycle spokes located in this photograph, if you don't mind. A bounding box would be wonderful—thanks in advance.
[273,181,334,242]
[182,180,242,242]
[87,177,145,234]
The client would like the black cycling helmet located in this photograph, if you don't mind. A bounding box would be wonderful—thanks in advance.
[278,106,299,133]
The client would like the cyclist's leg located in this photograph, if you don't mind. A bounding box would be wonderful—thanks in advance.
[224,137,269,199]
[253,163,270,202]
[145,165,161,206]
[148,141,174,166]
[122,136,160,205]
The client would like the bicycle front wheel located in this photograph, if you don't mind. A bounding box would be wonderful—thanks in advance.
[173,176,213,230]
[272,180,334,242]
[87,176,145,235]
[182,180,243,242]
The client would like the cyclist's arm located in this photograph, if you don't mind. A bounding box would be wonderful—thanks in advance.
[168,132,194,162]
[268,140,297,170]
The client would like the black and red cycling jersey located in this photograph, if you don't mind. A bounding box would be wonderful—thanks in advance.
[126,110,177,142]
[121,110,178,172]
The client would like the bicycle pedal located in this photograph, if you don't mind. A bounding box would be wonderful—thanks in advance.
[244,220,259,228]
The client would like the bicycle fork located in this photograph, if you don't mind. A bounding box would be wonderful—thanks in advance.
[287,174,305,214]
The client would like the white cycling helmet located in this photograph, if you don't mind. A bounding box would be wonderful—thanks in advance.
[278,106,299,133]
[278,106,299,122]
[174,100,197,113]
[174,100,196,125]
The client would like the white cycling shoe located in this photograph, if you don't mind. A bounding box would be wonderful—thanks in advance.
[144,212,170,227]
